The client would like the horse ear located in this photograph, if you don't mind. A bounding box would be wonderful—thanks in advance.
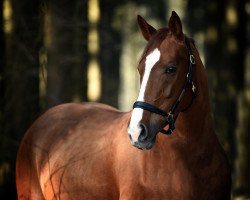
[168,11,183,40]
[137,15,156,41]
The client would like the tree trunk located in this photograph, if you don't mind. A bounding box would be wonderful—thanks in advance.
[204,0,237,164]
[222,1,246,196]
[234,0,250,198]
[98,0,123,107]
[185,0,207,60]
[0,0,4,121]
[45,0,88,108]
[1,0,41,198]
[206,1,248,198]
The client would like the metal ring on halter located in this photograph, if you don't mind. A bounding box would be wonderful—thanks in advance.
[189,54,195,65]
[190,55,195,64]
[192,81,196,93]
[160,113,175,135]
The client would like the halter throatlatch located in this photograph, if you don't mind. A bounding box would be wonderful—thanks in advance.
[133,37,196,135]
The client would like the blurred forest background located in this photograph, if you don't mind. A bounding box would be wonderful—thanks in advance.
[0,0,249,199]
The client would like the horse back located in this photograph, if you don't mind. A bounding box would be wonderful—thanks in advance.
[16,102,127,199]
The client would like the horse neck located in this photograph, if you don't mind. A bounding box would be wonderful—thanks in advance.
[176,51,216,143]
[177,91,214,139]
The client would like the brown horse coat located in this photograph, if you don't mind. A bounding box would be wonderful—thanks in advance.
[16,12,231,200]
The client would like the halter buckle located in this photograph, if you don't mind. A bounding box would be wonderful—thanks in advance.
[160,113,175,135]
[190,55,195,64]
[192,81,196,93]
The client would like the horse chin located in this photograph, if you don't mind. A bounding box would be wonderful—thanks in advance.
[131,136,156,150]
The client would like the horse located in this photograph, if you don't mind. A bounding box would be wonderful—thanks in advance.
[16,11,231,200]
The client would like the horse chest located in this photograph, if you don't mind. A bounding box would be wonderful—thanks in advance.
[117,160,197,199]
[117,146,227,200]
[118,169,218,200]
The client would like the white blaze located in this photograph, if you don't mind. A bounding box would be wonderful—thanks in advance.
[128,48,161,143]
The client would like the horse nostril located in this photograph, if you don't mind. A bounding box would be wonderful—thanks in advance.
[128,134,132,141]
[139,123,148,141]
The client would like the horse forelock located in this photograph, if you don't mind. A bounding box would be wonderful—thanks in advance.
[139,28,170,64]
[139,29,197,65]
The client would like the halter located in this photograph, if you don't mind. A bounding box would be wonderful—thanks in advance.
[133,37,196,135]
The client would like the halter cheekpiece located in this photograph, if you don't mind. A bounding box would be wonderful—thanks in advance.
[133,37,196,135]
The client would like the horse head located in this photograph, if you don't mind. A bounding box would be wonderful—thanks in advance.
[128,11,197,150]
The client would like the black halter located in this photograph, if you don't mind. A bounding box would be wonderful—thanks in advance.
[133,37,196,135]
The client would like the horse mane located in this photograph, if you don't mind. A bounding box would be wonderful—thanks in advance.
[189,37,196,47]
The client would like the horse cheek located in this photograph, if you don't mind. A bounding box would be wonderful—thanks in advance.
[164,83,174,98]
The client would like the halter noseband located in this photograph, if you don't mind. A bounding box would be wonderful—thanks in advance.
[133,37,196,135]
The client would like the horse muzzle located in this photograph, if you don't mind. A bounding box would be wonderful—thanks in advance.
[128,122,157,150]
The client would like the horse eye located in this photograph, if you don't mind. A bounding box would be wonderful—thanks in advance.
[165,64,177,74]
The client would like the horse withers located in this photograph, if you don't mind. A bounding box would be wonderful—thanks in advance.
[16,11,231,200]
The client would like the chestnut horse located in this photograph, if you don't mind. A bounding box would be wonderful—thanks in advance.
[16,12,231,200]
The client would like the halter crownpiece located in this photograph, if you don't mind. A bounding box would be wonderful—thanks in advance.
[133,37,196,135]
